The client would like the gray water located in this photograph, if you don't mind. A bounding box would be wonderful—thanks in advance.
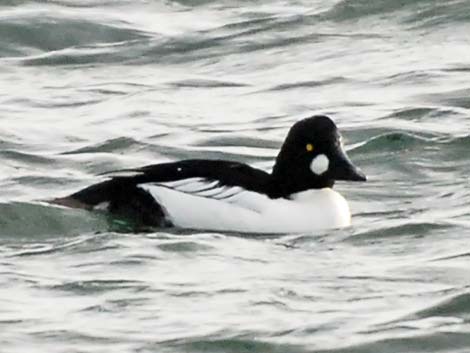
[2,0,470,352]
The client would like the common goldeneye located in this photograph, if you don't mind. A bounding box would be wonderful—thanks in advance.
[53,115,366,233]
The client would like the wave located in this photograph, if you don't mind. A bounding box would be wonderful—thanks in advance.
[266,77,348,92]
[50,279,149,294]
[322,0,470,28]
[167,79,249,88]
[0,149,56,165]
[311,332,470,353]
[0,11,150,59]
[166,338,305,353]
[418,88,470,110]
[0,2,388,66]
[0,201,107,238]
[323,0,433,21]
[402,0,470,29]
[347,221,452,242]
[194,135,279,149]
[352,131,437,154]
[60,136,147,155]
[1,0,468,67]
[411,292,470,319]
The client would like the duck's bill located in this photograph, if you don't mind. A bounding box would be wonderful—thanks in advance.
[329,145,366,182]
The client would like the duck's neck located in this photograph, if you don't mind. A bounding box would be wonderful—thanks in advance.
[267,172,335,199]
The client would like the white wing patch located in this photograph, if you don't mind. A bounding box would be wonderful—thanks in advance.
[138,177,269,215]
[155,178,248,202]
[159,178,221,195]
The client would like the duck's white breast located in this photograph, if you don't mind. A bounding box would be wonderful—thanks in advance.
[139,184,350,234]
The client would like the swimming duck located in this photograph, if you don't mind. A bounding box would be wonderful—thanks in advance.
[53,115,366,233]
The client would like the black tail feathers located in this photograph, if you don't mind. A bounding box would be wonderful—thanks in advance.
[52,178,171,227]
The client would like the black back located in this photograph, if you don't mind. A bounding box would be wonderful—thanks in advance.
[70,159,272,206]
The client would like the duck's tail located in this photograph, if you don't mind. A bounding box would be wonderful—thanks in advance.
[50,178,171,227]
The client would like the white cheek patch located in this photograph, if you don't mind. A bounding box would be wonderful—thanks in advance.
[310,154,330,175]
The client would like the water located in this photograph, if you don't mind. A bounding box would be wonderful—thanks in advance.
[1,0,470,352]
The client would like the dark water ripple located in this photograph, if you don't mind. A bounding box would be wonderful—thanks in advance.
[1,0,470,352]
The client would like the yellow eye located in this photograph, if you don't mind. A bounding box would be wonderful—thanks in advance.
[306,143,314,152]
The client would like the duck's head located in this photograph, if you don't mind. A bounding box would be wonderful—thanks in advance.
[271,115,366,197]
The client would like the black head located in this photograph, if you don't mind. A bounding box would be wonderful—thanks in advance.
[270,115,366,197]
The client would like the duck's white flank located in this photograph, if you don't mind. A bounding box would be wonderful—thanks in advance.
[139,180,350,233]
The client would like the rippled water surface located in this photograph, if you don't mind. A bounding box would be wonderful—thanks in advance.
[2,0,470,352]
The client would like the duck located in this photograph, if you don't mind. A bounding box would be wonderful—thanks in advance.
[53,115,366,233]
